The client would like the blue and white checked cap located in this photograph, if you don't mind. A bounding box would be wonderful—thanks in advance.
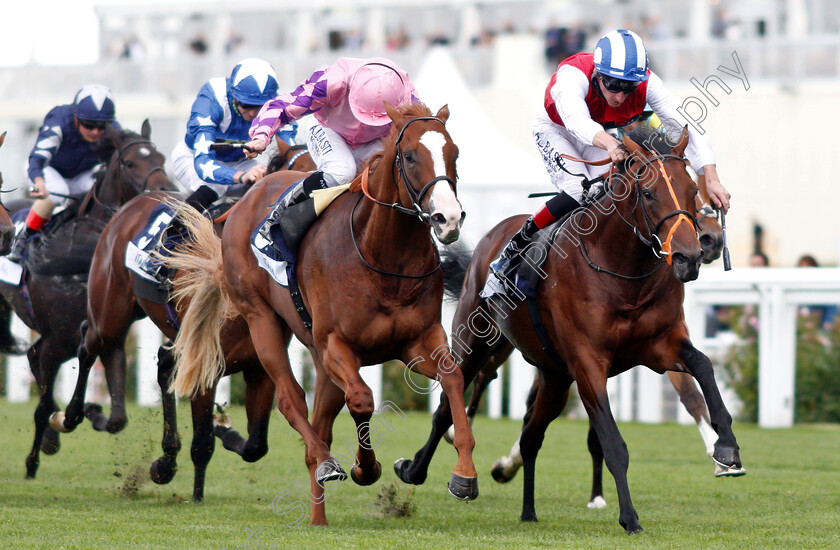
[593,29,649,82]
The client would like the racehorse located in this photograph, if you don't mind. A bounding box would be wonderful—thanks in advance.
[0,132,17,256]
[0,121,175,480]
[48,145,316,501]
[164,102,472,525]
[443,191,728,486]
[395,125,743,534]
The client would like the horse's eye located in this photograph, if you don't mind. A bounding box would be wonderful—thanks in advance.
[404,152,414,163]
[124,160,135,169]
[642,190,653,200]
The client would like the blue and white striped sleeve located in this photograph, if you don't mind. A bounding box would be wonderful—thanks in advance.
[27,109,64,181]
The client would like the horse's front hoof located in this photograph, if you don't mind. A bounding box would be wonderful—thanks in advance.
[520,512,538,523]
[393,458,426,485]
[714,462,747,477]
[447,473,478,501]
[625,524,644,535]
[621,517,644,535]
[40,428,60,455]
[49,412,71,433]
[350,460,381,486]
[490,457,518,483]
[712,445,743,471]
[25,456,38,479]
[150,456,178,485]
[84,403,108,431]
[315,458,347,486]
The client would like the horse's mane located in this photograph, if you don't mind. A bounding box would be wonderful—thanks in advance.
[267,144,308,174]
[626,125,674,156]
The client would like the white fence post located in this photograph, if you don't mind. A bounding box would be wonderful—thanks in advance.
[507,351,535,420]
[6,315,31,402]
[135,318,163,406]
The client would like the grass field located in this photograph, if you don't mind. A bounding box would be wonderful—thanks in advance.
[1,399,838,550]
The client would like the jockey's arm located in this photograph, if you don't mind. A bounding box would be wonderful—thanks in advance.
[593,131,628,163]
[700,164,730,213]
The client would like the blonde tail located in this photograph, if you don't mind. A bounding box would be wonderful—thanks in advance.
[155,202,236,397]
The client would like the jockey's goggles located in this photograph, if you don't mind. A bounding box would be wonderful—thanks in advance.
[235,100,262,111]
[598,74,639,94]
[78,119,107,130]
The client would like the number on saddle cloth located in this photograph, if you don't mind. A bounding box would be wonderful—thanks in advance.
[125,203,180,288]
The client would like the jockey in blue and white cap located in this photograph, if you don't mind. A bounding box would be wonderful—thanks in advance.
[171,58,298,212]
[9,84,121,263]
[486,28,731,294]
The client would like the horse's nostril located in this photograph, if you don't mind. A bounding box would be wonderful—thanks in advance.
[431,213,446,225]
[459,211,466,225]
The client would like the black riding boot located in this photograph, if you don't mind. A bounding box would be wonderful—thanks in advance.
[489,191,581,284]
[185,185,219,213]
[7,226,36,264]
[275,171,328,251]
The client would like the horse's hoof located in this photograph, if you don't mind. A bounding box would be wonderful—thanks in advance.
[625,525,644,535]
[490,458,517,483]
[84,403,108,431]
[447,473,478,501]
[712,446,743,471]
[393,458,425,485]
[714,462,747,477]
[587,496,607,509]
[520,512,538,523]
[40,428,60,455]
[213,413,232,430]
[49,412,70,433]
[150,456,178,485]
[315,458,347,486]
[350,460,381,486]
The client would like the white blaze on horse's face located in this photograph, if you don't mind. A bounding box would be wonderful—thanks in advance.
[420,131,463,244]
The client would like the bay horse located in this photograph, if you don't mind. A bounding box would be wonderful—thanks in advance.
[48,146,316,501]
[0,131,17,255]
[395,125,743,534]
[164,102,473,525]
[444,191,728,486]
[0,121,175,480]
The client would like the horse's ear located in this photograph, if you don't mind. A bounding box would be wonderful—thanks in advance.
[0,131,6,149]
[385,101,402,125]
[435,104,450,124]
[141,119,151,140]
[672,126,690,158]
[621,133,645,158]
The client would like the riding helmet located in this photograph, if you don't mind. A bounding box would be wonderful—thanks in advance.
[593,29,649,82]
[229,58,279,105]
[73,84,116,122]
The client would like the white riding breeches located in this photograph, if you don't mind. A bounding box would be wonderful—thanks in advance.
[37,165,99,206]
[305,123,384,187]
[171,141,261,196]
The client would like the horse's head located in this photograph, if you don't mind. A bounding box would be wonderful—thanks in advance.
[384,102,465,245]
[695,193,723,264]
[0,131,14,255]
[620,125,702,282]
[98,120,176,207]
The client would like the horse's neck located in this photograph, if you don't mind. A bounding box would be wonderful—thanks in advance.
[81,164,124,219]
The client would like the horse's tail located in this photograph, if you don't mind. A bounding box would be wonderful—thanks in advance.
[440,241,473,301]
[158,202,236,398]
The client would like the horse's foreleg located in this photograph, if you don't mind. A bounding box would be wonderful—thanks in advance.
[214,365,272,463]
[667,371,716,458]
[306,360,348,526]
[586,420,607,508]
[519,372,572,522]
[576,361,642,534]
[190,387,216,503]
[679,342,745,476]
[444,349,510,445]
[50,322,96,433]
[403,326,477,501]
[321,334,381,488]
[99,345,128,433]
[245,311,338,483]
[491,373,539,483]
[25,339,58,478]
[150,345,180,485]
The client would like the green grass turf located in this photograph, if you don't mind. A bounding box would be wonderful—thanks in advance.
[1,399,838,549]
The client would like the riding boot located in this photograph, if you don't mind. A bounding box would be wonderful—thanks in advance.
[185,185,219,214]
[489,191,581,285]
[275,171,328,251]
[7,226,36,264]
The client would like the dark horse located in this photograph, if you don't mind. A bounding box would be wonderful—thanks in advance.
[395,126,743,534]
[0,132,18,255]
[0,121,175,479]
[49,145,316,501]
[165,102,473,525]
[444,191,732,490]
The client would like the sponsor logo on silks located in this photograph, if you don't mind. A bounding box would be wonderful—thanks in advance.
[307,125,333,157]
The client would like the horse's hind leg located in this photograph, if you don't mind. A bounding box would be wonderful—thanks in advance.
[214,365,272,463]
[491,373,538,483]
[667,371,717,458]
[586,420,607,508]
[679,342,745,476]
[25,339,59,478]
[519,371,572,522]
[95,344,128,433]
[190,384,217,502]
[150,345,181,485]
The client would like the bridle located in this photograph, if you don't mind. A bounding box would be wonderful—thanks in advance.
[117,139,165,194]
[350,115,458,278]
[356,116,457,223]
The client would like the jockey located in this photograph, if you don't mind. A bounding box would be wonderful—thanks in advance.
[8,84,120,263]
[171,58,298,212]
[489,29,731,284]
[243,57,417,239]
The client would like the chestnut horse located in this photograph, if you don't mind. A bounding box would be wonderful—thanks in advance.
[395,125,743,534]
[164,102,473,525]
[0,122,175,480]
[49,146,316,501]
